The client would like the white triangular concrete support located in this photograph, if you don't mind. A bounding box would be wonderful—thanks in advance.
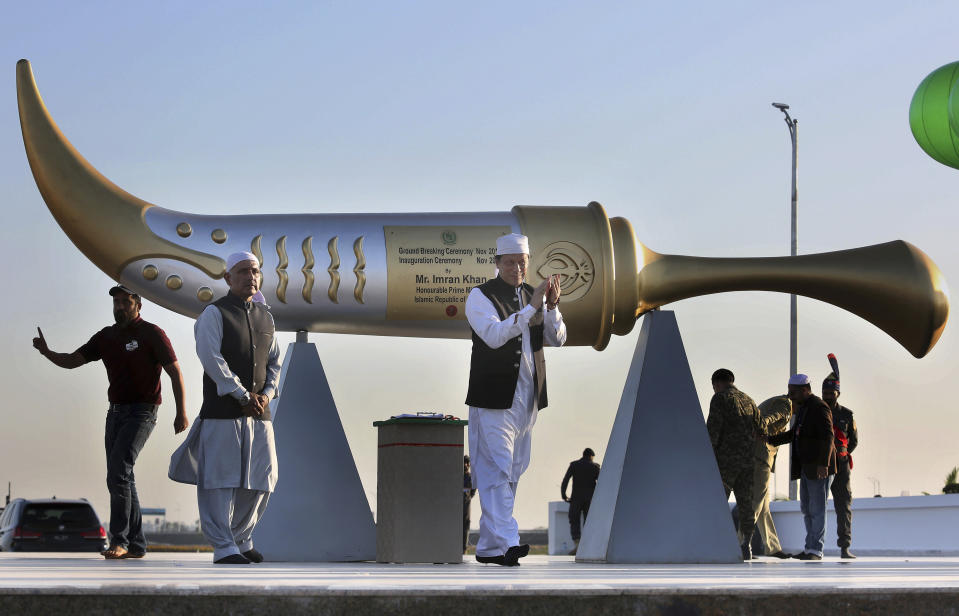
[255,338,376,561]
[576,310,741,563]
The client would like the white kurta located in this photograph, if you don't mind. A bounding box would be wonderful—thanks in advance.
[466,285,566,556]
[169,416,279,492]
[169,304,281,492]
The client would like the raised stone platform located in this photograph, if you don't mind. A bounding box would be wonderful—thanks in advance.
[1,552,958,615]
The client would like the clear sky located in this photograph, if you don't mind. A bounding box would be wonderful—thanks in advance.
[1,1,957,530]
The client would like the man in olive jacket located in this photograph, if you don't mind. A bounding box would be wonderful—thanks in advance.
[768,374,836,560]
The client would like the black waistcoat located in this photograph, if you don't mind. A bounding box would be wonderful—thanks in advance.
[465,276,547,410]
[199,292,275,420]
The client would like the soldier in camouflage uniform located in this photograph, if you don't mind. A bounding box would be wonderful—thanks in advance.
[823,368,858,559]
[707,368,762,560]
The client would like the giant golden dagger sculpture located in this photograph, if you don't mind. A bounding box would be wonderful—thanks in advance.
[17,59,949,356]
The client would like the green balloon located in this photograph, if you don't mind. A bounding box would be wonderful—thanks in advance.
[949,73,959,141]
[910,61,959,170]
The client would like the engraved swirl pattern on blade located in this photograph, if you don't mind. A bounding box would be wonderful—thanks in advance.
[302,236,314,304]
[276,236,288,304]
[251,235,263,267]
[327,236,340,304]
[353,236,366,304]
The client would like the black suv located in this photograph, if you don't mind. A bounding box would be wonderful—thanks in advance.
[0,498,108,552]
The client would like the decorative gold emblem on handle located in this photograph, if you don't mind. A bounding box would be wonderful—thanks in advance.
[302,236,314,304]
[327,237,340,304]
[353,236,366,304]
[536,241,594,302]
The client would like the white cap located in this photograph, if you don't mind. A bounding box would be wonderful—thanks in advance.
[788,373,811,386]
[226,251,260,272]
[496,233,530,256]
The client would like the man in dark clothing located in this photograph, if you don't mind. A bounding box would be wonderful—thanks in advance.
[822,362,858,559]
[561,448,601,554]
[463,455,476,553]
[768,374,836,560]
[33,285,188,560]
[706,368,761,561]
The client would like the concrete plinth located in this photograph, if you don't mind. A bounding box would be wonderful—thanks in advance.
[576,310,741,563]
[255,339,376,561]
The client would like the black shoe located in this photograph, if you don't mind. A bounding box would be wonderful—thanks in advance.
[476,554,519,567]
[505,544,530,565]
[243,549,264,563]
[793,552,822,561]
[769,551,791,559]
[841,548,857,559]
[214,554,251,564]
[741,542,752,561]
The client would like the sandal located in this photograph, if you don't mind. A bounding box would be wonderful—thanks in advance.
[102,545,128,559]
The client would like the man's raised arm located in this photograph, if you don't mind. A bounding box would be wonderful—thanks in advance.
[32,327,85,369]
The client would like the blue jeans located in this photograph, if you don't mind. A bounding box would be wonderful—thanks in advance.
[104,403,158,553]
[799,472,833,556]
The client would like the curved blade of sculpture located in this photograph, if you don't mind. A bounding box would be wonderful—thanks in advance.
[17,59,949,356]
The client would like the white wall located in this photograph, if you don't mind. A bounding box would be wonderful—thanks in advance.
[771,494,959,555]
[550,494,959,556]
[548,501,575,555]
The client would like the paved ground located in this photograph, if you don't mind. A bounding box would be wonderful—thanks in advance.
[2,552,958,614]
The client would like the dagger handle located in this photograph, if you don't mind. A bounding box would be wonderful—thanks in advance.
[635,241,949,358]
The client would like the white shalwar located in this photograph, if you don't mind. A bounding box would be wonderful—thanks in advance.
[466,286,566,557]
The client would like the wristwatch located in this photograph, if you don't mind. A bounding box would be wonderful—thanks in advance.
[239,391,253,406]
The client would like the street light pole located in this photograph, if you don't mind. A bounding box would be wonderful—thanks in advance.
[772,102,798,376]
[772,102,798,499]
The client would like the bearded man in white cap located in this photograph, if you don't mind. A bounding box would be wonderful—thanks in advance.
[169,251,281,564]
[465,233,566,566]
[768,373,836,560]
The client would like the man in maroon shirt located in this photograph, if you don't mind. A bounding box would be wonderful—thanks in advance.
[33,285,188,559]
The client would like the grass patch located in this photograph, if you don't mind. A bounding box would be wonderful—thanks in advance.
[147,544,213,552]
